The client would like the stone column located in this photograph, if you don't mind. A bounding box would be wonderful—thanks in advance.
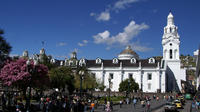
[121,71,124,82]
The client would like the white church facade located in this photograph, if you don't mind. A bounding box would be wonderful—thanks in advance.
[78,12,186,93]
[21,12,186,93]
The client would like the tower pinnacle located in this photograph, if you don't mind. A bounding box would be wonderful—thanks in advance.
[167,12,174,26]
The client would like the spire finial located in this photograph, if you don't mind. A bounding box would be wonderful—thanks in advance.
[42,41,45,48]
[126,45,131,49]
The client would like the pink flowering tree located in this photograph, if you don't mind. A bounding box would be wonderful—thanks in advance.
[0,58,49,98]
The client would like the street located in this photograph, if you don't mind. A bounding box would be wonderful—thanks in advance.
[91,99,166,112]
[90,100,195,112]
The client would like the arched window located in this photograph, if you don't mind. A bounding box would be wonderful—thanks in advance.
[170,49,173,59]
[148,58,155,63]
[60,61,63,66]
[174,49,177,59]
[69,60,73,66]
[130,58,136,63]
[164,49,167,59]
[50,59,56,64]
[96,58,102,64]
[113,58,118,64]
[79,58,86,66]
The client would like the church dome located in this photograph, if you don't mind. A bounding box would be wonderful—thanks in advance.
[118,45,139,60]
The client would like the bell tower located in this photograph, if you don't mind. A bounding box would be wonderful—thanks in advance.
[162,12,185,93]
[162,12,180,60]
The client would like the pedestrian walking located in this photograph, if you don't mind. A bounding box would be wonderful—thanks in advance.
[103,98,107,110]
[90,101,95,112]
[119,100,123,108]
[133,98,137,108]
[147,100,150,112]
[156,96,159,101]
[126,98,129,104]
[105,101,111,112]
[141,100,145,108]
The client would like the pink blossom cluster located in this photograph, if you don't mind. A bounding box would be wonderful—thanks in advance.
[0,58,48,87]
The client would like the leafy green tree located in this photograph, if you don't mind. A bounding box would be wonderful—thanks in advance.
[49,66,75,94]
[97,81,106,91]
[39,54,56,70]
[186,69,195,76]
[0,29,12,66]
[74,67,98,91]
[180,55,196,67]
[119,78,139,92]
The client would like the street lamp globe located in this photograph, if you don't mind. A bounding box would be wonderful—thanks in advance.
[79,70,84,76]
[26,59,31,65]
[34,59,38,66]
[79,70,84,98]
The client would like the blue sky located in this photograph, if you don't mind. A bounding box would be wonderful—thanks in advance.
[0,0,200,60]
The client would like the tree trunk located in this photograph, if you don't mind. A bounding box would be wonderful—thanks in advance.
[23,88,28,110]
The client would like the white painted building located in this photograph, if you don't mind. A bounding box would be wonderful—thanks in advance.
[77,12,186,93]
[32,12,186,93]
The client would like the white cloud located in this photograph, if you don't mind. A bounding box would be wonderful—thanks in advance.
[94,20,148,45]
[93,20,151,52]
[57,42,67,47]
[90,12,95,16]
[78,40,88,47]
[97,11,110,21]
[90,0,144,21]
[90,11,110,21]
[114,0,139,10]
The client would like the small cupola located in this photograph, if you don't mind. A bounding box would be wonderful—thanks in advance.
[113,58,119,64]
[79,58,86,66]
[130,58,136,64]
[148,58,155,64]
[96,58,102,64]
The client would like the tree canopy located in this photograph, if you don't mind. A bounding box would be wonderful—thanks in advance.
[0,29,12,55]
[119,78,139,93]
[49,66,75,94]
[74,67,98,91]
[0,58,49,89]
[0,29,12,67]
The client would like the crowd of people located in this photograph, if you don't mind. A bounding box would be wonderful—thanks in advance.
[0,91,178,112]
[0,91,99,112]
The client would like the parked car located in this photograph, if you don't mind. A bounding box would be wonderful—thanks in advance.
[178,96,185,105]
[164,102,177,112]
[173,100,183,109]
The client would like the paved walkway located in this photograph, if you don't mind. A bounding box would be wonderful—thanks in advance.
[91,100,167,112]
[151,100,194,112]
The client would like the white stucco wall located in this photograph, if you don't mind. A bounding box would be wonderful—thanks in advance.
[166,60,186,92]
[89,67,164,93]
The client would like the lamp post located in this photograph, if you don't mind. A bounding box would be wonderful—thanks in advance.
[108,77,111,102]
[79,70,84,99]
[128,79,130,99]
[26,59,38,111]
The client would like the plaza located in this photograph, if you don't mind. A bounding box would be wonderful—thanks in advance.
[0,0,200,112]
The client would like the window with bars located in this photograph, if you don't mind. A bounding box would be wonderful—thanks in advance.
[129,73,133,79]
[148,73,152,80]
[109,73,114,79]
